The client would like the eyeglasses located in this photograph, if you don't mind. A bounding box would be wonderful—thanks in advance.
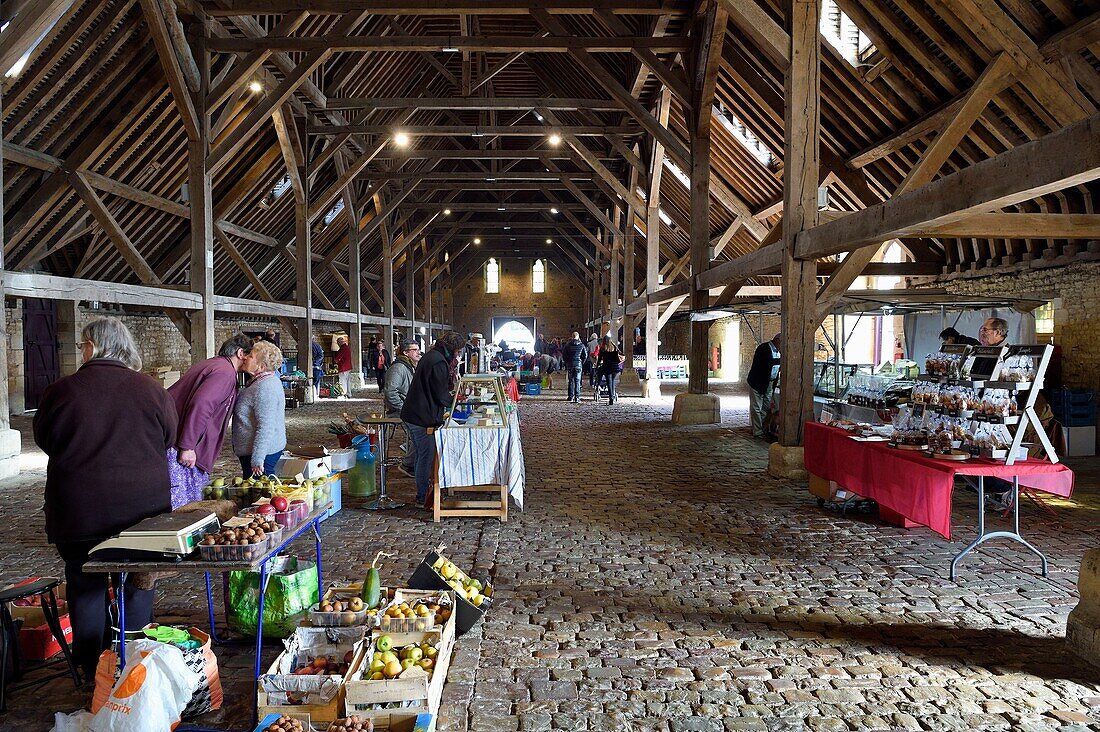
[77,341,92,351]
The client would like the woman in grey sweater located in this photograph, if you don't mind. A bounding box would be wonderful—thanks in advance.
[232,340,287,477]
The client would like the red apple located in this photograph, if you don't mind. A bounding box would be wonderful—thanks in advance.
[257,503,277,516]
[271,496,289,512]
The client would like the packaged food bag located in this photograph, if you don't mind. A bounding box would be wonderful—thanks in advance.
[92,627,222,719]
[226,556,318,638]
[88,640,199,732]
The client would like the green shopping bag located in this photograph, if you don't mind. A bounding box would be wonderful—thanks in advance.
[224,556,318,638]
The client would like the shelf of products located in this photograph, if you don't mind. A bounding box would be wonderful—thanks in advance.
[446,375,515,429]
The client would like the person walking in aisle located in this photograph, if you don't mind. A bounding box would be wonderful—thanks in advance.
[311,333,325,400]
[561,332,588,403]
[746,333,781,441]
[374,339,391,391]
[335,335,353,398]
[167,334,254,506]
[232,340,287,477]
[34,317,177,681]
[402,331,467,508]
[596,336,624,404]
[384,339,422,478]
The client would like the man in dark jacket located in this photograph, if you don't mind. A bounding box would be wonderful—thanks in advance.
[34,316,177,678]
[402,330,467,506]
[561,332,589,403]
[311,334,325,400]
[746,334,781,440]
[939,327,980,347]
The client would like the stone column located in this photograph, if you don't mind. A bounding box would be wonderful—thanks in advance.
[57,301,83,377]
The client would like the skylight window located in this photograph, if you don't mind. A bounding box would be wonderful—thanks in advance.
[322,199,344,226]
[2,19,55,78]
[820,0,875,66]
[713,106,775,168]
[272,174,293,199]
[662,159,692,189]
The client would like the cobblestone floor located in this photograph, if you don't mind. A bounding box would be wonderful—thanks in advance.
[3,381,1100,731]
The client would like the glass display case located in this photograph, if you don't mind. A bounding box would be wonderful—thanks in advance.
[446,374,515,429]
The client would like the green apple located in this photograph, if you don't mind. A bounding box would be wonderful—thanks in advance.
[376,634,393,652]
[369,657,385,673]
[401,658,417,671]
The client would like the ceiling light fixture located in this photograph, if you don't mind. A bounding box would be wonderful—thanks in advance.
[546,238,553,244]
[248,80,263,93]
[442,46,460,52]
[550,207,559,214]
[443,208,451,215]
[473,237,481,244]
[547,133,562,146]
[497,206,506,211]
[393,131,410,147]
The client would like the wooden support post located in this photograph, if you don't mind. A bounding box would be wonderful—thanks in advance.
[287,113,313,403]
[620,155,640,387]
[776,0,821,453]
[189,25,214,362]
[672,3,725,424]
[0,85,20,475]
[380,193,396,356]
[609,209,621,335]
[342,157,364,390]
[644,88,670,399]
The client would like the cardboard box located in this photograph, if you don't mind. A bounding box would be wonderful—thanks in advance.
[6,581,71,661]
[276,453,332,480]
[257,627,365,725]
[808,474,844,501]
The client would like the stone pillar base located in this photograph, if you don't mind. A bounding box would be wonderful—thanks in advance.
[0,428,21,480]
[619,369,640,388]
[767,443,806,481]
[671,392,721,425]
[349,373,367,391]
[641,379,662,399]
[1067,549,1100,664]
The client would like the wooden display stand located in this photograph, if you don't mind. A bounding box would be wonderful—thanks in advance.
[431,449,508,522]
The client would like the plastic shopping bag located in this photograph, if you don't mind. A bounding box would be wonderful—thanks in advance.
[88,640,199,732]
[226,556,318,638]
[50,710,92,732]
[92,627,222,719]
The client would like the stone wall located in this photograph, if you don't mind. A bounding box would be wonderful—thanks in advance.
[936,262,1100,392]
[451,258,587,341]
[3,298,358,415]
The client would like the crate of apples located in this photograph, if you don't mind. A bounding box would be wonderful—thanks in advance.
[293,650,355,677]
[378,600,436,633]
[310,596,367,627]
[360,634,439,681]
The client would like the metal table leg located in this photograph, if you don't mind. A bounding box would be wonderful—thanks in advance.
[950,476,1050,580]
[117,572,128,669]
[366,423,404,510]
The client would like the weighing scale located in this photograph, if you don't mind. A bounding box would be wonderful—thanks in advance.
[89,510,220,561]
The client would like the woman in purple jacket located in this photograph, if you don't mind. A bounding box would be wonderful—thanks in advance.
[166,334,253,506]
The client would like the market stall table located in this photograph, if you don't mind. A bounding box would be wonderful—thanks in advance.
[434,409,525,522]
[83,503,332,729]
[803,422,1073,578]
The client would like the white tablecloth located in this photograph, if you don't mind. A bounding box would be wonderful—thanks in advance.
[435,410,525,509]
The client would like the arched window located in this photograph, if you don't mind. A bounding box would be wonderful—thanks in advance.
[532,259,545,293]
[485,258,500,293]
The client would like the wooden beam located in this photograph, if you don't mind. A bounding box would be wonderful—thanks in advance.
[778,0,820,447]
[530,8,691,171]
[1040,12,1100,62]
[919,213,1100,239]
[308,124,639,137]
[539,108,645,211]
[2,141,62,171]
[656,294,687,330]
[796,112,1100,260]
[205,0,677,12]
[206,13,308,110]
[715,0,789,70]
[816,52,1018,315]
[0,0,75,77]
[327,98,621,111]
[272,105,305,205]
[207,35,691,53]
[139,0,200,141]
[189,26,213,359]
[1,272,201,308]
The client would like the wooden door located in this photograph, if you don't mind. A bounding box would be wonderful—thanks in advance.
[23,299,60,410]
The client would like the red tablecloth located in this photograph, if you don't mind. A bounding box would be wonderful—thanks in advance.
[803,422,1074,539]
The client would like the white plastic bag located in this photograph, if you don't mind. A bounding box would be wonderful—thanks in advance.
[89,640,200,732]
[51,710,93,732]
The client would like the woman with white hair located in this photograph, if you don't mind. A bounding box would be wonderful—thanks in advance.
[32,316,177,681]
[232,339,288,477]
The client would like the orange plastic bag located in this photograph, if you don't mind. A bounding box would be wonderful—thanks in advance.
[92,627,222,719]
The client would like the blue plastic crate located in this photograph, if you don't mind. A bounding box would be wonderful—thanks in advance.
[524,382,542,395]
[1051,389,1096,426]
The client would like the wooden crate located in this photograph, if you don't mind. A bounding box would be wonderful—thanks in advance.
[257,627,365,725]
[433,482,508,523]
[343,614,455,719]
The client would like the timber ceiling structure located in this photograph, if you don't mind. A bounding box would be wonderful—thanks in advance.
[1,0,1099,327]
